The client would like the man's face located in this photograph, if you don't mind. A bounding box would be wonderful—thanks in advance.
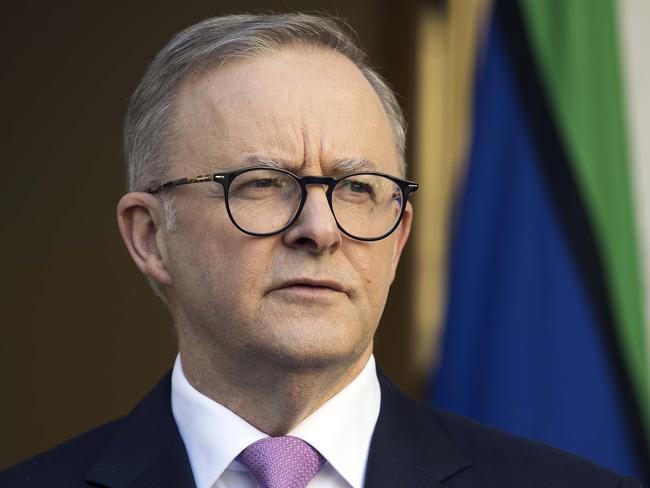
[160,46,411,372]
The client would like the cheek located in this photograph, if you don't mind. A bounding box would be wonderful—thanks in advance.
[347,242,396,308]
[167,205,268,302]
[169,234,280,336]
[193,234,272,297]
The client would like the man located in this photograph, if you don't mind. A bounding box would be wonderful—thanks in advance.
[0,13,640,488]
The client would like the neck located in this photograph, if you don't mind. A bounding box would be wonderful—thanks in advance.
[178,338,373,436]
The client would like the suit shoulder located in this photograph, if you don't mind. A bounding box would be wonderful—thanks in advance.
[377,374,639,486]
[431,408,640,487]
[0,418,123,487]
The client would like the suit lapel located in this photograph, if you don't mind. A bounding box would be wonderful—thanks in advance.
[364,373,472,487]
[85,373,196,488]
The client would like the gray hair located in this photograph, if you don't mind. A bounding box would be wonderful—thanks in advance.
[124,13,407,301]
[124,13,407,195]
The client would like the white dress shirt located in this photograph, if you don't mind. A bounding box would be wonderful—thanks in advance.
[171,354,381,488]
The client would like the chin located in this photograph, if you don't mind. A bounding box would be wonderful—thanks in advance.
[249,325,372,373]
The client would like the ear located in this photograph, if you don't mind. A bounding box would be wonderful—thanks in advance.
[390,200,413,279]
[117,192,172,287]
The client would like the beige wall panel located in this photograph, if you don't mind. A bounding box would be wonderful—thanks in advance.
[411,0,490,385]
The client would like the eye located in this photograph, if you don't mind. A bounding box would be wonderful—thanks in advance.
[229,169,298,202]
[340,179,375,195]
[232,177,284,196]
[347,180,373,194]
[249,178,280,188]
[334,177,378,204]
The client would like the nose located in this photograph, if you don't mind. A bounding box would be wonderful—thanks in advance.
[282,185,342,254]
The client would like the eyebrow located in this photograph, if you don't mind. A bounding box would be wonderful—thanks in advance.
[330,158,378,174]
[242,155,379,175]
[243,155,288,169]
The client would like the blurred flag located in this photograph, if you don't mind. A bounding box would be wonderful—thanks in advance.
[430,0,650,481]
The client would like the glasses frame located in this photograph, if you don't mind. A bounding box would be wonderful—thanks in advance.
[145,166,419,241]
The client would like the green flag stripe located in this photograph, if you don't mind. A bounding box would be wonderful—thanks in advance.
[520,0,649,431]
[618,0,650,377]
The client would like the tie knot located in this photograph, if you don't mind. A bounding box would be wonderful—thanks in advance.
[237,436,326,488]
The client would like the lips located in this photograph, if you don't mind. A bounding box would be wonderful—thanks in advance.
[274,278,346,294]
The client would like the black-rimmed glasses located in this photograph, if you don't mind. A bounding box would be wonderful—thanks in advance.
[146,167,418,241]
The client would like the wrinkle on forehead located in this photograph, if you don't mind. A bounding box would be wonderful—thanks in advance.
[172,46,398,177]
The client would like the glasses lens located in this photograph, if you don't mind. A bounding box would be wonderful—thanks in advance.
[332,174,403,239]
[227,169,301,234]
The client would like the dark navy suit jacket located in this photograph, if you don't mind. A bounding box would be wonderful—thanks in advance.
[1,371,641,487]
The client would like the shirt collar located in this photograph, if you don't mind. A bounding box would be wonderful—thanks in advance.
[171,354,380,488]
[171,356,266,488]
[288,355,380,488]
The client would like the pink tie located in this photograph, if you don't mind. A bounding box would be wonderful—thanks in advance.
[237,436,326,488]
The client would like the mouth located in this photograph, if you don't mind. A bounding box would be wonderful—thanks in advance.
[274,278,346,296]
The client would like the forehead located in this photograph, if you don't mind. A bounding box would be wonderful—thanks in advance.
[172,46,399,176]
